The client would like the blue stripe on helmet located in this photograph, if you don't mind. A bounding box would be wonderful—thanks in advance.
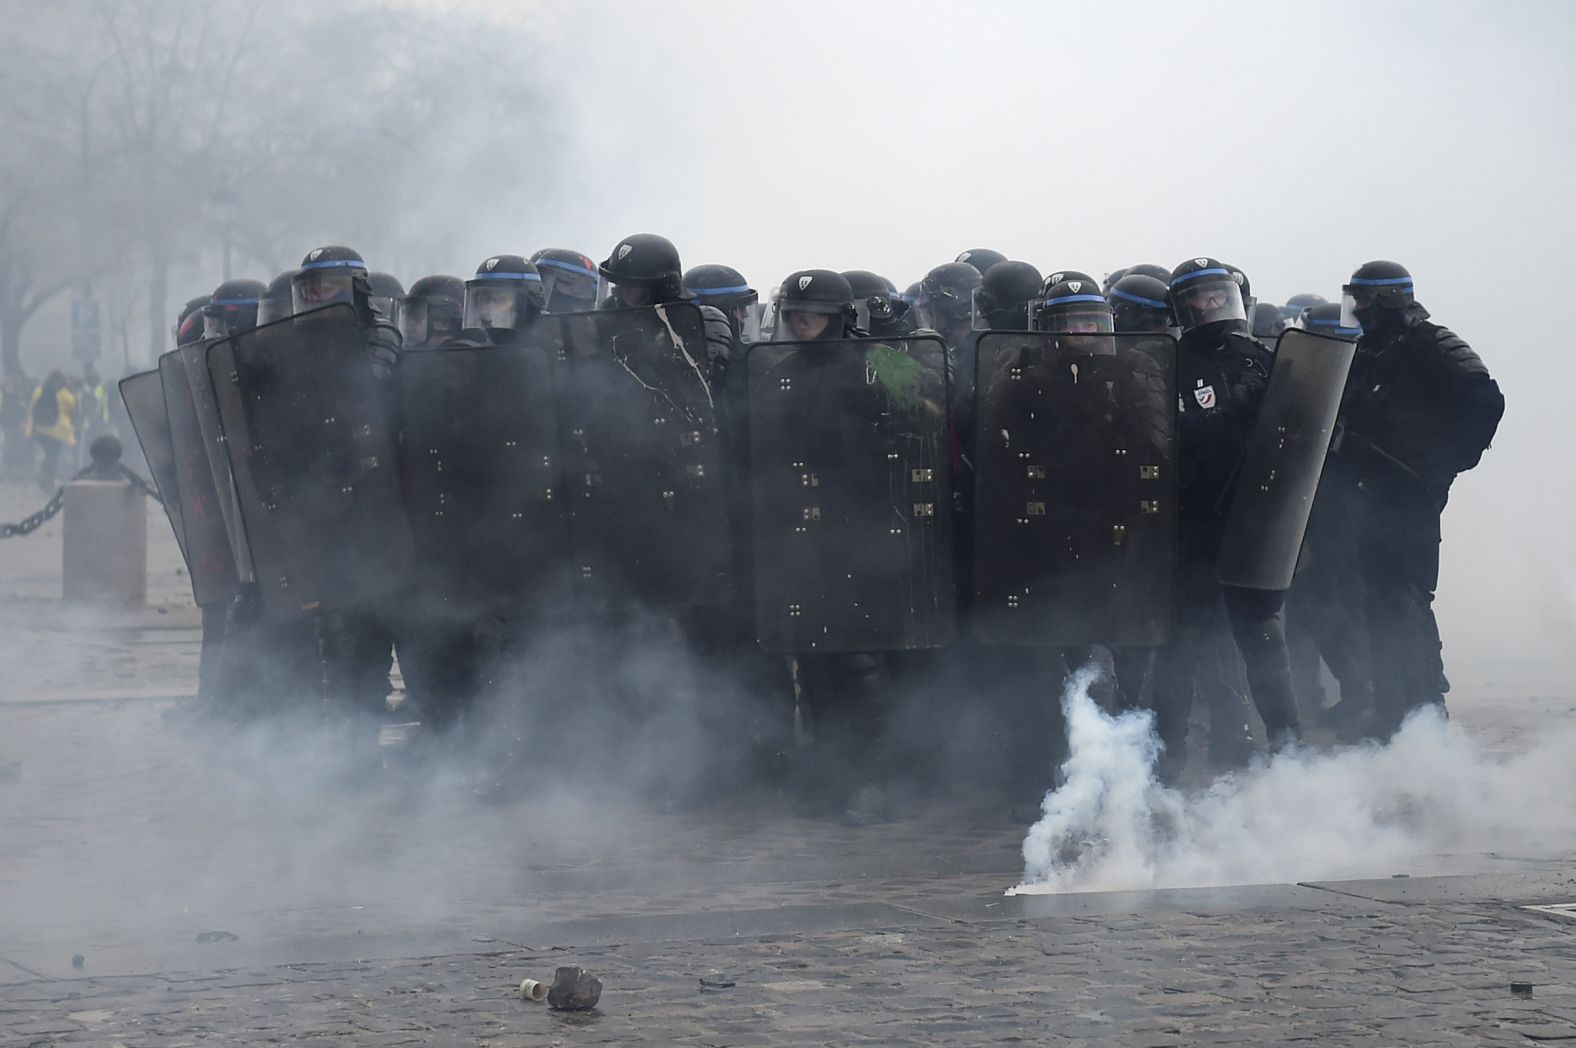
[298,258,366,272]
[536,257,595,276]
[688,283,753,297]
[1169,267,1231,288]
[470,271,543,282]
[1043,293,1109,307]
[1347,276,1413,287]
[1310,319,1362,334]
[1109,288,1168,309]
[212,297,259,307]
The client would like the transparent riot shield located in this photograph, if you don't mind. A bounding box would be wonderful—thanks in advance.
[1216,328,1356,591]
[972,331,1177,646]
[549,304,732,609]
[157,350,240,607]
[748,334,955,654]
[398,331,571,609]
[206,304,414,623]
[118,369,188,568]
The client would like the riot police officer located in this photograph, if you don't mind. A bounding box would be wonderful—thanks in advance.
[1030,278,1113,333]
[368,272,405,323]
[1336,260,1503,735]
[201,278,266,340]
[973,261,1044,331]
[395,275,465,351]
[256,270,297,326]
[842,270,914,338]
[459,255,545,344]
[1150,257,1303,780]
[768,269,895,822]
[683,264,759,344]
[1108,273,1174,334]
[598,233,733,386]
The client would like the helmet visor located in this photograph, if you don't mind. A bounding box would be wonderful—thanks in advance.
[538,260,599,314]
[292,268,358,313]
[734,302,762,343]
[397,298,430,346]
[1169,273,1246,331]
[464,285,519,331]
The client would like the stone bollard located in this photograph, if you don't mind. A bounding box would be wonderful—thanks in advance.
[63,479,147,604]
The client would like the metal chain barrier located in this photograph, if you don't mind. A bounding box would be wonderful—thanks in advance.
[0,460,163,539]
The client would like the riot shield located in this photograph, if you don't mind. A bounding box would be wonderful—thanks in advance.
[1216,328,1356,591]
[206,304,414,622]
[550,304,732,609]
[158,350,240,607]
[398,332,570,609]
[178,341,253,582]
[972,331,1177,647]
[748,334,955,654]
[118,369,188,566]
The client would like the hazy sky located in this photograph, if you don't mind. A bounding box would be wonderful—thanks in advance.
[482,0,1576,693]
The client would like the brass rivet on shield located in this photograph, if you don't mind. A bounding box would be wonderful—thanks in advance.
[1026,502,1045,516]
[1010,367,1022,381]
[780,378,792,390]
[1115,448,1128,457]
[1007,594,1019,608]
[1140,465,1160,479]
[804,507,821,520]
[581,566,593,578]
[911,468,934,482]
[913,503,935,518]
[1141,499,1160,514]
[887,452,898,461]
[504,440,517,448]
[1027,465,1044,479]
[788,604,801,616]
[1112,524,1127,546]
[687,464,706,477]
[801,473,819,487]
[544,488,554,500]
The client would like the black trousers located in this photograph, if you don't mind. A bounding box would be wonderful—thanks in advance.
[1356,480,1447,734]
[1152,533,1300,762]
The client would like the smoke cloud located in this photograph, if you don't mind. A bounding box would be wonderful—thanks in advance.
[1013,671,1576,895]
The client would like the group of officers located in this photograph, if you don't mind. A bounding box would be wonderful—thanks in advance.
[124,235,1505,819]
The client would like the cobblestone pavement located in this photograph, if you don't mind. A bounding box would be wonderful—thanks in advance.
[2,479,1576,1044]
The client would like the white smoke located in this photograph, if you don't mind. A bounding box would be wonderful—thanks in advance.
[1012,670,1576,895]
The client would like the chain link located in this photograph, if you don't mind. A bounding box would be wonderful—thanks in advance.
[0,463,164,539]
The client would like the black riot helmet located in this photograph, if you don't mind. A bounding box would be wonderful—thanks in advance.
[462,255,545,341]
[1342,260,1414,330]
[955,248,1007,276]
[367,272,404,323]
[257,269,297,326]
[1168,256,1248,334]
[916,261,982,333]
[1042,269,1097,291]
[1031,278,1114,333]
[529,248,599,313]
[1250,301,1287,340]
[973,260,1044,330]
[598,232,685,307]
[1108,273,1173,334]
[841,269,905,334]
[202,278,265,339]
[1102,266,1132,293]
[684,263,760,342]
[1303,302,1363,341]
[1285,292,1328,315]
[775,269,856,341]
[1127,263,1172,283]
[292,245,369,314]
[397,274,465,349]
[174,295,210,346]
